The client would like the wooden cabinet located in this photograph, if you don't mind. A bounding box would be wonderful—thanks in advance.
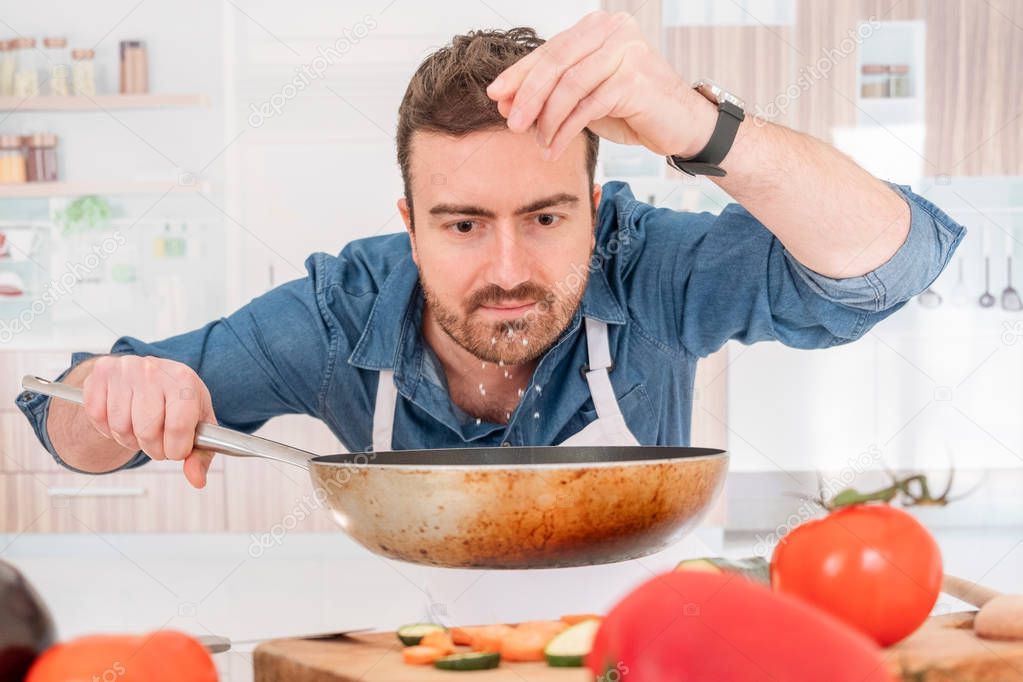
[1,470,226,533]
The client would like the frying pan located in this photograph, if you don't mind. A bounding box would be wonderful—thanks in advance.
[23,375,728,569]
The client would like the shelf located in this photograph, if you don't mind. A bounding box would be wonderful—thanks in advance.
[0,181,208,198]
[0,94,208,112]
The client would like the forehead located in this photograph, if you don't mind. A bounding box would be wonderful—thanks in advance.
[408,128,590,213]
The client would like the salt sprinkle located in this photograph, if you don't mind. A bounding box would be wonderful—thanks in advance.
[476,418,481,425]
[535,386,542,394]
[498,360,504,367]
[533,411,540,419]
[478,383,486,396]
[517,388,524,397]
[521,338,528,346]
[503,370,510,379]
[491,337,497,346]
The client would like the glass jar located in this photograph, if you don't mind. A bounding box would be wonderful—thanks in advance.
[860,64,889,98]
[12,37,40,97]
[24,133,58,182]
[43,37,69,96]
[0,40,15,96]
[889,64,912,98]
[71,48,96,96]
[0,135,27,183]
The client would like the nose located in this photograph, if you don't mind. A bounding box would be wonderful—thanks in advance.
[484,223,532,291]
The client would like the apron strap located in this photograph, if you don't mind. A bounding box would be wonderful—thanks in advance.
[372,369,397,452]
[583,319,623,421]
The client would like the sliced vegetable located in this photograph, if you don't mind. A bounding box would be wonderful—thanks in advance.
[675,556,770,585]
[450,626,477,646]
[560,613,602,625]
[500,628,551,662]
[516,620,567,636]
[434,651,501,671]
[469,624,514,653]
[402,645,444,665]
[544,618,600,667]
[771,504,942,646]
[419,629,455,655]
[396,622,446,646]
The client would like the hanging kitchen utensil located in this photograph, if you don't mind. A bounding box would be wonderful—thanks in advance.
[950,257,969,307]
[1001,256,1022,311]
[22,376,728,570]
[917,286,942,308]
[979,257,996,308]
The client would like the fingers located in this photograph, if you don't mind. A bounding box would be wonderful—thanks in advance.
[534,44,624,148]
[81,370,111,439]
[546,77,621,161]
[493,14,611,134]
[163,381,202,461]
[183,450,214,489]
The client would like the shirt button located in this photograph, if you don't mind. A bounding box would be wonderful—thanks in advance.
[500,441,511,447]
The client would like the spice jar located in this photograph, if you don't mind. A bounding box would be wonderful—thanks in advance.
[889,64,912,98]
[43,37,69,96]
[860,64,889,98]
[24,133,58,182]
[12,37,39,97]
[71,48,96,96]
[0,40,15,96]
[119,40,148,94]
[0,135,27,183]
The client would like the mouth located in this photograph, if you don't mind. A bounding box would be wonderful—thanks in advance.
[477,301,537,319]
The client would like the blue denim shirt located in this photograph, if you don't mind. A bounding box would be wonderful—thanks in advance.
[16,181,965,472]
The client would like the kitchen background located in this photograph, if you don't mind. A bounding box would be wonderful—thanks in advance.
[1,0,1021,679]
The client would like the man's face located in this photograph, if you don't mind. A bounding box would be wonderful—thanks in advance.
[399,129,600,365]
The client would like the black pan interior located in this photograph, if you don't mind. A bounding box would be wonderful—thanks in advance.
[312,445,725,466]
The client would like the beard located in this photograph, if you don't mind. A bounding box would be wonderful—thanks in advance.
[420,272,588,365]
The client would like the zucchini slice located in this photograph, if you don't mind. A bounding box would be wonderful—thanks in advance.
[396,622,447,646]
[434,651,501,671]
[675,556,770,585]
[544,618,600,667]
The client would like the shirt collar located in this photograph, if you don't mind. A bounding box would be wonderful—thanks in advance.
[348,251,625,374]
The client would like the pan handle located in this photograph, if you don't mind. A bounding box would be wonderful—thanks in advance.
[22,375,313,470]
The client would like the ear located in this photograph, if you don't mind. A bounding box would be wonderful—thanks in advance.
[398,197,419,266]
[590,183,602,250]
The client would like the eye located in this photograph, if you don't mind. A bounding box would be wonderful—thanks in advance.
[450,220,477,235]
[535,213,561,227]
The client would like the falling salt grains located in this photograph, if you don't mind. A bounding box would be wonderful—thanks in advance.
[503,370,511,379]
[478,383,486,396]
[517,388,524,398]
[505,412,511,421]
[535,385,542,395]
[521,338,529,346]
[533,411,540,419]
[481,361,487,369]
[476,418,481,425]
[498,360,504,367]
[490,336,497,346]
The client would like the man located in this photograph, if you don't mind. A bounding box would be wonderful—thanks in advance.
[18,14,962,619]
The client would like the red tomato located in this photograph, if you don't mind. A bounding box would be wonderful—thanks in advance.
[771,504,942,646]
[587,571,893,682]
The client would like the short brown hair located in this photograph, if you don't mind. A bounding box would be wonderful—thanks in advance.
[396,27,600,227]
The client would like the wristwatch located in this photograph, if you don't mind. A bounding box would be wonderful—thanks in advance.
[666,79,745,177]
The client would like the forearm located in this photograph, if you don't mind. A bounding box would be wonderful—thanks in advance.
[46,358,139,473]
[683,94,911,279]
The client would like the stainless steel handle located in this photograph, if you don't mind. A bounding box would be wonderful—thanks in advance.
[22,375,314,470]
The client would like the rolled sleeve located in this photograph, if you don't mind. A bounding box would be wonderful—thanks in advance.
[15,352,150,474]
[784,182,966,313]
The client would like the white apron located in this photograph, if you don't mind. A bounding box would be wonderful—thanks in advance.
[372,318,720,625]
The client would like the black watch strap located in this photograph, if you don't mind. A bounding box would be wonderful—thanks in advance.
[667,100,744,177]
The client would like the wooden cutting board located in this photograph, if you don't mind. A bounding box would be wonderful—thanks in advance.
[253,612,1023,681]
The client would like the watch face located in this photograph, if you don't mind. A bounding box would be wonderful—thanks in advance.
[694,79,746,112]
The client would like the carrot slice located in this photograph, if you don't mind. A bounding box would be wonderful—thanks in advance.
[560,613,602,625]
[402,645,444,665]
[470,624,515,653]
[420,630,455,655]
[517,620,568,636]
[501,628,550,662]
[450,626,477,646]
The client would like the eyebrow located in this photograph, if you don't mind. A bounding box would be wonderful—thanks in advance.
[428,193,580,219]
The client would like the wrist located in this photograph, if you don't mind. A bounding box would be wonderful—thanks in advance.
[673,89,719,158]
